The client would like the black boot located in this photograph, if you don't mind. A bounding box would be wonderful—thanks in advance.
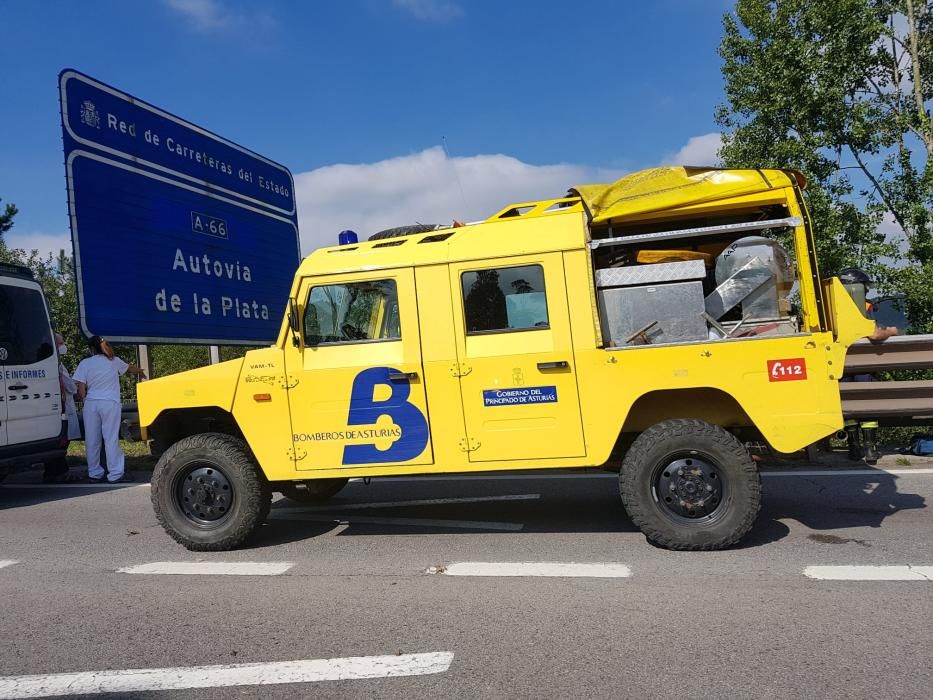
[862,426,880,465]
[845,424,862,461]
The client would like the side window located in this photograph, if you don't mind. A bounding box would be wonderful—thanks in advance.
[304,279,400,345]
[461,264,549,334]
[0,284,54,365]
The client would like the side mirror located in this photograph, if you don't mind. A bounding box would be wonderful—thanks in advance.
[288,298,300,332]
[287,299,301,347]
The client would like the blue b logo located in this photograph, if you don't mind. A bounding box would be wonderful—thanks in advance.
[342,367,429,465]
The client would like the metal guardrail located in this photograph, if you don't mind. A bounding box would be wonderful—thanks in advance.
[76,400,142,442]
[120,400,141,441]
[844,334,933,372]
[841,334,933,424]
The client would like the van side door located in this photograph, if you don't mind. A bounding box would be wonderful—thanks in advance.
[284,268,434,470]
[449,253,586,462]
[0,278,62,446]
[0,335,6,447]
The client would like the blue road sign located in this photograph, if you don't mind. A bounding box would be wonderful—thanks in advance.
[59,69,301,344]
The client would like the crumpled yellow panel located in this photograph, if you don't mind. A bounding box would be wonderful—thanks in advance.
[570,166,797,223]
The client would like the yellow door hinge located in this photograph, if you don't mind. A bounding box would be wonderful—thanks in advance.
[280,376,300,390]
[458,437,481,453]
[450,362,472,377]
[286,446,307,461]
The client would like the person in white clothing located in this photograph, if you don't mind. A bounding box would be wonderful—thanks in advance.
[41,333,84,483]
[56,333,81,442]
[74,336,146,483]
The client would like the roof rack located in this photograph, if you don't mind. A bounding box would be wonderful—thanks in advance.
[588,216,802,249]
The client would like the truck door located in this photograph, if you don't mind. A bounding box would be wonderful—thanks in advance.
[449,254,586,462]
[285,268,434,470]
[0,343,7,448]
[0,277,61,446]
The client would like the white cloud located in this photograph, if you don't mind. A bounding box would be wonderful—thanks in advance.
[663,132,722,166]
[294,146,623,252]
[876,211,909,268]
[164,0,272,32]
[392,0,464,21]
[3,231,72,262]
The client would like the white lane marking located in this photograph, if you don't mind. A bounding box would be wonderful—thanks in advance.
[804,565,933,581]
[376,468,933,482]
[0,652,454,699]
[0,483,146,489]
[0,560,19,570]
[763,468,933,477]
[118,562,294,576]
[269,512,523,531]
[378,474,615,482]
[275,493,541,512]
[431,562,632,578]
[2,468,931,491]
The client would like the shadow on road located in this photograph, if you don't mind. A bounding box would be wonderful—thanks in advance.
[3,468,924,550]
[758,469,926,531]
[0,478,149,511]
[258,469,925,549]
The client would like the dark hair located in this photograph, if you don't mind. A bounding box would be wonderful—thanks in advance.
[88,335,106,355]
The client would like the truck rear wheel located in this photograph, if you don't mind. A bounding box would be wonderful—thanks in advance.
[151,433,271,551]
[619,419,761,551]
[279,478,349,503]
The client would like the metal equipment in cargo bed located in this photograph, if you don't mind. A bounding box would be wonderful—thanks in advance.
[596,260,708,346]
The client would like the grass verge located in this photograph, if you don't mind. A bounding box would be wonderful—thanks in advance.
[67,440,157,472]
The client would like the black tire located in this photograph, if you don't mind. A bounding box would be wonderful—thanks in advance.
[151,433,271,551]
[619,419,761,551]
[368,224,440,241]
[279,478,349,503]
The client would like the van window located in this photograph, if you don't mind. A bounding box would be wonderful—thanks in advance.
[304,279,400,344]
[461,264,549,334]
[0,284,54,365]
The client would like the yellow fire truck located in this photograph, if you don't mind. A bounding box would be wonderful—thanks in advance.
[138,166,873,551]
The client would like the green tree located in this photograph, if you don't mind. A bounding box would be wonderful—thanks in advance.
[0,198,17,239]
[717,0,932,330]
[2,197,261,378]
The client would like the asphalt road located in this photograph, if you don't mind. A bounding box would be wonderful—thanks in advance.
[1,466,931,699]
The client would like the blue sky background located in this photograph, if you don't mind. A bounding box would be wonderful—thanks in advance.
[1,0,733,254]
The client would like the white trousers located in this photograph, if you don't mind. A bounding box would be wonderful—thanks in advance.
[83,399,124,481]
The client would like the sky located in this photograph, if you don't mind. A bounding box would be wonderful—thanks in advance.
[0,0,733,257]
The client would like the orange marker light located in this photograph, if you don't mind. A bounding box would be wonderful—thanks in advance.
[253,393,272,402]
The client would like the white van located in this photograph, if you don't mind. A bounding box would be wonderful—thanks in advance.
[0,262,66,479]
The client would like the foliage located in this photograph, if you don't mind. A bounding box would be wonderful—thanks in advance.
[717,0,933,331]
[0,197,251,389]
[0,198,17,237]
[1,245,84,370]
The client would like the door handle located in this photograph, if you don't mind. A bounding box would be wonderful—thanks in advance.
[536,361,568,370]
[389,371,418,382]
[9,384,27,391]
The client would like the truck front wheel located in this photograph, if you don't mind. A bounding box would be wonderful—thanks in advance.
[620,419,761,551]
[279,478,349,503]
[151,433,271,551]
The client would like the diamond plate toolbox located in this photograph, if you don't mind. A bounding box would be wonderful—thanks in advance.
[595,260,706,288]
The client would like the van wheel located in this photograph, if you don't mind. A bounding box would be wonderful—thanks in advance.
[280,478,349,503]
[151,433,270,551]
[620,419,761,551]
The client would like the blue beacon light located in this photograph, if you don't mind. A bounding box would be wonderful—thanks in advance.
[338,230,359,245]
